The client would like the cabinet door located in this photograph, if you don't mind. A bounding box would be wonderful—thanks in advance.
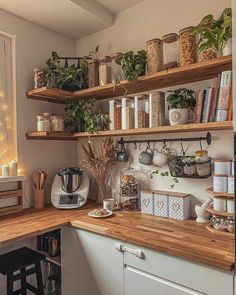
[61,226,124,295]
[124,266,204,295]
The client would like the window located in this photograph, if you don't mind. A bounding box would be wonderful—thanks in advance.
[0,31,16,169]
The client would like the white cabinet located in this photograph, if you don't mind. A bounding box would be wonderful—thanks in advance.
[61,227,124,295]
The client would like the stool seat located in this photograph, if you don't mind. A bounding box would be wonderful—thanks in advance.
[0,247,45,295]
[0,247,45,274]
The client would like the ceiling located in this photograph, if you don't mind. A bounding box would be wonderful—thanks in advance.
[0,0,144,39]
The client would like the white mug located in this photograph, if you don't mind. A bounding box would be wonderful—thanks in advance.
[103,198,117,211]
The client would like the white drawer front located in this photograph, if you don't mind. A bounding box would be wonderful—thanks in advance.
[125,266,204,295]
[124,243,233,295]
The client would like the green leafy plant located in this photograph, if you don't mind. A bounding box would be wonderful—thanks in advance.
[116,50,147,82]
[192,8,232,54]
[84,110,110,133]
[146,169,179,189]
[44,51,88,91]
[167,88,196,109]
[64,99,95,132]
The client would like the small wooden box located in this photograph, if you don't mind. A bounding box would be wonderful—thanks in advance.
[140,191,154,215]
[153,192,169,218]
[168,192,191,220]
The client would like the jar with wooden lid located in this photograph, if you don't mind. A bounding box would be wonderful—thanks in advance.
[88,50,99,87]
[212,195,227,212]
[114,101,122,130]
[214,159,231,175]
[99,56,112,86]
[149,92,165,127]
[162,33,179,70]
[111,52,124,83]
[179,26,197,66]
[146,38,163,73]
[213,174,228,193]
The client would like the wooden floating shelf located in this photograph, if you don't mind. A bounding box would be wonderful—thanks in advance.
[206,187,234,198]
[26,121,233,140]
[26,55,232,103]
[205,205,233,218]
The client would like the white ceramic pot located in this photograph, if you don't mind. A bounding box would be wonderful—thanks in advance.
[153,150,168,167]
[223,38,232,56]
[212,196,227,212]
[169,108,189,126]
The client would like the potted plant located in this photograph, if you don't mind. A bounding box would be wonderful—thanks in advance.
[192,8,232,58]
[115,50,147,82]
[167,88,196,126]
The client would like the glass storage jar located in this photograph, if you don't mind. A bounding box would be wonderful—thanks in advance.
[162,33,179,70]
[120,162,139,211]
[195,150,211,177]
[37,115,50,132]
[51,116,64,132]
[146,38,163,73]
[88,50,99,87]
[114,101,122,130]
[111,52,124,83]
[33,68,45,89]
[99,56,112,86]
[137,97,149,128]
[179,26,197,66]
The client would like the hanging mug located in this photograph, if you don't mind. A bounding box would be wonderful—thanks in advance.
[153,149,168,167]
[139,144,153,165]
[116,145,129,162]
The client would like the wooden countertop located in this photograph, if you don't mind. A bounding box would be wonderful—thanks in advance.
[0,204,234,271]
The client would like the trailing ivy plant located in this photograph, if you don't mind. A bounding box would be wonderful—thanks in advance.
[167,88,196,109]
[192,8,232,54]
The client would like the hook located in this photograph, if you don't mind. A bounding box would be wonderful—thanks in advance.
[180,138,186,156]
[133,141,137,150]
[199,138,203,151]
[77,59,80,69]
[64,59,69,68]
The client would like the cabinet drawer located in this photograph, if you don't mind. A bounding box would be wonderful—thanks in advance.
[125,266,204,295]
[124,243,233,295]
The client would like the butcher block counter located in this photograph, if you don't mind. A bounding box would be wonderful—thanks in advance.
[0,204,234,271]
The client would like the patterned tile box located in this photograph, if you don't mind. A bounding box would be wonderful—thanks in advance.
[168,193,191,220]
[153,193,169,217]
[140,191,154,215]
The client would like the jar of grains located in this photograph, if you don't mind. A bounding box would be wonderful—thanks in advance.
[51,116,64,132]
[146,38,163,73]
[88,50,99,87]
[34,68,45,89]
[198,49,216,63]
[37,115,50,132]
[114,101,122,130]
[99,56,112,86]
[149,92,165,127]
[179,26,197,66]
[111,52,124,83]
[162,33,179,70]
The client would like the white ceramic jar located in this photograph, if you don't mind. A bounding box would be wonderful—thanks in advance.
[214,159,231,175]
[212,196,227,212]
[228,176,234,194]
[232,161,234,176]
[227,197,234,214]
[213,174,228,193]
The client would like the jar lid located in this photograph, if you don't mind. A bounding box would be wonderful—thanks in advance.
[212,195,227,199]
[213,159,232,163]
[146,38,163,45]
[37,115,44,119]
[195,150,208,156]
[213,174,228,177]
[179,26,194,35]
[162,33,179,43]
[100,56,112,63]
[111,52,123,60]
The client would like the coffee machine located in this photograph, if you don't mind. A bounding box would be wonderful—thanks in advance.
[51,167,89,209]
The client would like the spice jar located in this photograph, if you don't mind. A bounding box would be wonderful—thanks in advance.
[149,92,165,127]
[99,56,112,86]
[51,116,64,132]
[88,50,99,88]
[34,68,45,89]
[162,33,179,70]
[120,162,139,211]
[146,38,163,73]
[37,115,50,132]
[179,26,197,66]
[111,52,124,83]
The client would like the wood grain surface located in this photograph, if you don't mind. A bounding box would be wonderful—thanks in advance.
[0,204,233,271]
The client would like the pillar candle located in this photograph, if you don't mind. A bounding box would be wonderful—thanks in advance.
[2,164,9,176]
[9,160,18,176]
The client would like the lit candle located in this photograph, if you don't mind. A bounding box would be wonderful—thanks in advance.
[2,164,9,177]
[9,160,18,176]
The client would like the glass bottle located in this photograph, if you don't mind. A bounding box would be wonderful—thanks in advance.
[162,33,179,70]
[99,56,112,86]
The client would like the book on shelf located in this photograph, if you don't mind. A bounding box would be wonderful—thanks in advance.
[208,76,220,122]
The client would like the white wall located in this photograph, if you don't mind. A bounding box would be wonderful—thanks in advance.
[0,9,77,206]
[76,0,233,212]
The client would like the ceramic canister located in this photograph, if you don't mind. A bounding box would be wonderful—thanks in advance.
[227,197,234,214]
[213,174,228,193]
[228,176,235,194]
[212,195,227,212]
[214,159,232,175]
[232,161,235,176]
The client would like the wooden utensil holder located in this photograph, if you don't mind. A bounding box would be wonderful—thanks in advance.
[0,181,23,217]
[34,188,45,209]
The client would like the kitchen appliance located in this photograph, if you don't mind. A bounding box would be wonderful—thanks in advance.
[51,167,89,209]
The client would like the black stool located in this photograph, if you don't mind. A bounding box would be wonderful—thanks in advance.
[0,247,45,295]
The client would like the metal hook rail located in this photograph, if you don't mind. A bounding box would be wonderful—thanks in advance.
[117,132,212,146]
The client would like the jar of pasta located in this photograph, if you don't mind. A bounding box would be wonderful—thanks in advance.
[179,26,197,66]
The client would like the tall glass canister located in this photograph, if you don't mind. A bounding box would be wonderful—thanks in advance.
[146,38,163,73]
[162,33,179,70]
[179,26,197,66]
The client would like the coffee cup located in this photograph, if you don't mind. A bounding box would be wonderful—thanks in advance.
[103,198,117,211]
[153,150,168,167]
[116,146,129,162]
[139,146,153,165]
